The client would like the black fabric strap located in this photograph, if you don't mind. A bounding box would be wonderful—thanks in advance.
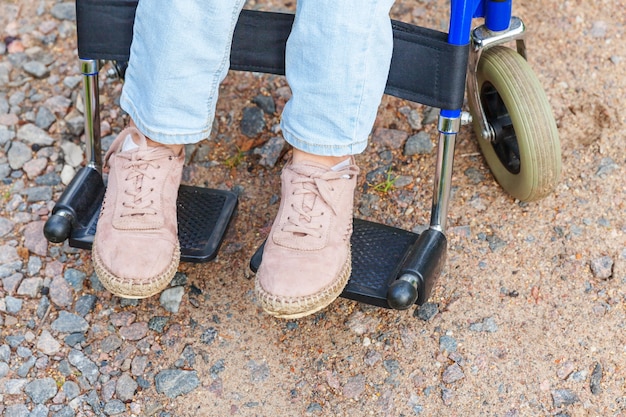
[76,2,468,110]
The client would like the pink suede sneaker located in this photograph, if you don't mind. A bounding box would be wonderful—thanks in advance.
[255,158,359,318]
[92,127,184,298]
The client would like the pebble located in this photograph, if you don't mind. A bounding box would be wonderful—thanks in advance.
[49,276,74,308]
[23,61,50,78]
[155,369,200,398]
[68,349,99,384]
[103,399,126,415]
[17,276,43,297]
[24,377,58,404]
[404,131,433,156]
[100,335,123,353]
[240,106,266,137]
[4,404,30,417]
[119,322,149,341]
[50,2,77,21]
[30,404,49,417]
[22,157,48,179]
[36,329,61,355]
[551,389,579,407]
[469,317,498,333]
[8,141,32,170]
[0,126,16,146]
[60,141,84,167]
[415,302,438,321]
[75,294,97,317]
[5,296,23,314]
[590,256,613,279]
[252,94,276,114]
[35,106,56,129]
[439,335,458,353]
[160,286,184,313]
[16,123,54,146]
[590,362,602,395]
[442,363,465,384]
[372,127,408,149]
[254,136,286,168]
[51,311,89,333]
[342,374,366,399]
[116,373,138,402]
[148,316,169,333]
[64,268,86,290]
[62,381,80,400]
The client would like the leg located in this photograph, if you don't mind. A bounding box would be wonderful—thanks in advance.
[93,0,245,298]
[255,0,395,318]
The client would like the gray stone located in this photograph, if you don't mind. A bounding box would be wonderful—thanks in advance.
[439,335,458,353]
[103,399,126,415]
[590,362,603,395]
[52,311,89,333]
[404,131,433,156]
[17,277,43,297]
[23,221,48,257]
[29,404,49,417]
[160,286,184,313]
[469,317,498,333]
[116,373,138,402]
[415,302,438,321]
[64,111,85,136]
[342,374,366,399]
[68,349,100,384]
[17,123,54,146]
[63,75,82,89]
[23,185,53,202]
[0,361,9,378]
[240,106,265,137]
[37,295,51,319]
[0,343,11,362]
[8,140,32,170]
[155,369,200,398]
[50,2,76,21]
[35,106,56,129]
[552,389,579,407]
[0,125,16,146]
[23,61,49,78]
[27,256,43,275]
[64,332,86,347]
[61,141,84,167]
[64,268,86,290]
[5,295,23,314]
[4,378,29,394]
[37,329,61,355]
[75,294,97,317]
[3,272,23,294]
[17,346,32,358]
[372,128,408,149]
[100,334,123,353]
[252,94,276,114]
[253,136,286,168]
[35,172,62,186]
[4,404,30,417]
[22,157,48,179]
[17,356,36,377]
[590,256,613,279]
[53,405,75,417]
[0,261,22,279]
[62,380,80,400]
[44,96,72,117]
[595,157,618,177]
[0,216,14,237]
[0,245,20,264]
[148,316,169,333]
[24,377,58,404]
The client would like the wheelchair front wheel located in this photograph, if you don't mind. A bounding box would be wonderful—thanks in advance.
[469,46,561,202]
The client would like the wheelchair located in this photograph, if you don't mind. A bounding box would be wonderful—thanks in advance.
[43,0,561,315]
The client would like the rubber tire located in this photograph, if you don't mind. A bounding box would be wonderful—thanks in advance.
[469,46,561,202]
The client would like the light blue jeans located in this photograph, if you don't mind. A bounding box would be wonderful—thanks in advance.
[120,0,395,156]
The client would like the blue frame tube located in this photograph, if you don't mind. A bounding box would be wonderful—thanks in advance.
[485,0,512,31]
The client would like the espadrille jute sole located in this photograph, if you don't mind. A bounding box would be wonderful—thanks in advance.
[255,251,351,319]
[92,239,180,299]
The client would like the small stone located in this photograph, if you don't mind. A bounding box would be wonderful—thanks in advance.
[247,360,270,383]
[155,369,200,398]
[37,329,61,355]
[60,164,76,185]
[590,256,613,279]
[590,362,602,395]
[590,21,607,38]
[240,106,265,137]
[464,167,485,184]
[23,61,50,78]
[49,276,74,307]
[404,131,433,156]
[131,355,148,376]
[0,217,15,237]
[62,380,80,400]
[74,294,97,317]
[35,106,56,129]
[254,136,286,168]
[148,316,169,333]
[5,296,23,314]
[51,311,89,333]
[0,361,9,378]
[170,272,188,287]
[439,335,458,353]
[252,94,276,114]
[556,361,575,380]
[442,363,465,384]
[4,404,30,417]
[116,373,138,402]
[3,273,24,295]
[61,141,84,168]
[50,2,77,21]
[160,286,184,313]
[17,277,43,297]
[8,141,32,170]
[17,123,54,146]
[372,127,408,149]
[103,399,126,415]
[23,186,53,202]
[469,317,498,333]
[342,374,366,399]
[68,349,100,384]
[415,302,438,321]
[25,377,58,404]
[52,405,75,417]
[64,332,86,347]
[29,404,49,417]
[22,158,48,179]
[552,389,579,407]
[100,335,123,353]
[120,322,149,341]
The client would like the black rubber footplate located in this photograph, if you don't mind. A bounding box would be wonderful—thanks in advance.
[249,218,420,308]
[69,185,238,263]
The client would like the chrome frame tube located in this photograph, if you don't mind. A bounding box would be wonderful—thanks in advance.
[429,115,461,232]
[466,16,526,143]
[80,59,102,171]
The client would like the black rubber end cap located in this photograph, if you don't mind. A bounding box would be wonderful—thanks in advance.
[387,279,419,310]
[44,214,72,243]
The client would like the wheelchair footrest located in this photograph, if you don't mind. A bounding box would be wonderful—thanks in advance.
[250,219,421,309]
[69,185,238,263]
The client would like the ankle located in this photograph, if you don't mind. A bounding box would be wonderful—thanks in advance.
[291,148,349,168]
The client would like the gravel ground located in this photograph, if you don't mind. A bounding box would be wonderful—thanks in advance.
[1,1,625,416]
